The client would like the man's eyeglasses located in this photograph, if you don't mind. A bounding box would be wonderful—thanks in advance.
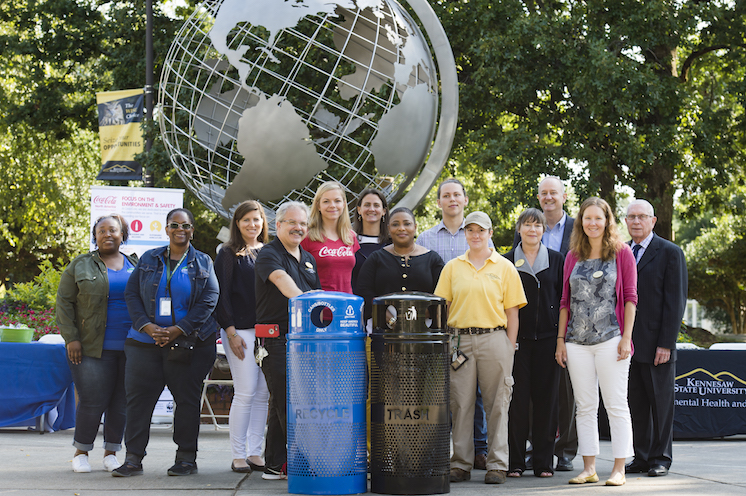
[167,222,194,230]
[279,220,308,228]
[626,214,651,221]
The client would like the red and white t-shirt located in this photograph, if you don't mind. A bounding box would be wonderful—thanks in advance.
[301,233,360,293]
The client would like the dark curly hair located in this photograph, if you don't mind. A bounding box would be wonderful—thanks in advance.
[91,214,129,246]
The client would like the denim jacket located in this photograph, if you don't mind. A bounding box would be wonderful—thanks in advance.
[125,244,219,341]
[56,250,139,358]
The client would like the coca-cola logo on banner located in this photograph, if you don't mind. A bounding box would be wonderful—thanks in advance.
[318,246,354,258]
[93,195,117,207]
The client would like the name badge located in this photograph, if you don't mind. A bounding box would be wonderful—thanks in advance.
[159,297,172,317]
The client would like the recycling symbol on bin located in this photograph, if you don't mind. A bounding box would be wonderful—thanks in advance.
[405,306,417,320]
[345,305,355,318]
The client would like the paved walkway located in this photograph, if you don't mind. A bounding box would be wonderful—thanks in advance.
[1,425,745,495]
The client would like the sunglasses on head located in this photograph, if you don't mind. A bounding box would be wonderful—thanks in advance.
[167,222,193,230]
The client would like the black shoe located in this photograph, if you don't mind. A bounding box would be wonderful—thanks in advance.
[247,460,265,472]
[555,456,573,471]
[112,462,143,477]
[625,460,649,473]
[474,453,487,470]
[648,464,668,477]
[168,461,198,476]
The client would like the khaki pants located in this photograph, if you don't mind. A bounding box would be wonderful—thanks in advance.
[450,330,515,471]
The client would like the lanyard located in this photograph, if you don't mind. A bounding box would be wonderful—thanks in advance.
[165,247,188,297]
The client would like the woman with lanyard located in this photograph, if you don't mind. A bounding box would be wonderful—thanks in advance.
[113,208,219,478]
[434,211,527,485]
[215,200,270,473]
[57,214,138,473]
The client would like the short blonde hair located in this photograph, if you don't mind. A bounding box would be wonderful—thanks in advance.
[307,181,354,245]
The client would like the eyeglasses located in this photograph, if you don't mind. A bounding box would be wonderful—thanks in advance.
[167,222,194,230]
[626,214,652,221]
[279,220,308,228]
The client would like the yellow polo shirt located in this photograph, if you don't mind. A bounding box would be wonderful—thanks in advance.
[434,249,527,329]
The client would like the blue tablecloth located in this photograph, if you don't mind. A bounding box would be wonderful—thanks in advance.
[0,342,76,431]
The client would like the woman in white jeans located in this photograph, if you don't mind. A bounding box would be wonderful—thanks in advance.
[215,200,271,473]
[555,197,638,486]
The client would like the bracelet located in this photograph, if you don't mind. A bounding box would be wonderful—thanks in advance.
[230,332,238,339]
[557,336,565,340]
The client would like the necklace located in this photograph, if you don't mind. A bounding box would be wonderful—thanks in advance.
[392,245,416,258]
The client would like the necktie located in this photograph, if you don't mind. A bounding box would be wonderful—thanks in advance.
[632,243,641,263]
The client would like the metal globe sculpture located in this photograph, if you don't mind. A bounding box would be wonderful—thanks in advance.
[159,0,457,220]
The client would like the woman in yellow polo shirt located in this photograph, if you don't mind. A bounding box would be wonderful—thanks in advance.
[434,211,527,485]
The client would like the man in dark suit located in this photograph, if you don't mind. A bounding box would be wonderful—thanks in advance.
[624,199,688,478]
[512,175,577,472]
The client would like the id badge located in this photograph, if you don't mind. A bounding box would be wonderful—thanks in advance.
[159,297,172,317]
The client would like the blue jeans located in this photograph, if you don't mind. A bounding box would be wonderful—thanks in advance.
[68,350,127,452]
[474,385,488,456]
[122,341,216,465]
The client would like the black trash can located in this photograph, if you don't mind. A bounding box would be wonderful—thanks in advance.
[370,292,450,495]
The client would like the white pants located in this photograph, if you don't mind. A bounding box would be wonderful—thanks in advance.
[566,336,633,459]
[221,328,270,459]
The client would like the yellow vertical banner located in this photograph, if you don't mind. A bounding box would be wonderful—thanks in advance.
[96,89,144,180]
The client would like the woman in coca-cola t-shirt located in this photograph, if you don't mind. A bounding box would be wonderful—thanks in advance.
[301,181,360,293]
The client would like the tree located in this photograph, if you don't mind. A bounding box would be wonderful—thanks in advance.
[684,213,746,334]
[0,0,186,285]
[431,0,746,239]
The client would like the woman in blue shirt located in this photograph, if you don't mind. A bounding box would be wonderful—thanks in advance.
[57,214,138,473]
[113,208,219,478]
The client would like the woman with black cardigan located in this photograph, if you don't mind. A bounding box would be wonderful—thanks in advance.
[504,208,564,478]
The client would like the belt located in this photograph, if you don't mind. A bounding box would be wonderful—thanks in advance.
[448,326,506,335]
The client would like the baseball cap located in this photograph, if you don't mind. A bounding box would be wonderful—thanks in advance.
[464,211,493,230]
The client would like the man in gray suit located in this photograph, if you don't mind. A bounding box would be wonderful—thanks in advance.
[624,199,688,477]
[512,175,576,471]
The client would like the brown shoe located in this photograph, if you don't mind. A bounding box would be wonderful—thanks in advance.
[485,469,507,484]
[474,453,487,470]
[450,468,471,482]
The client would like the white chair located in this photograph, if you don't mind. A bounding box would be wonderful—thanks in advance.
[199,342,233,430]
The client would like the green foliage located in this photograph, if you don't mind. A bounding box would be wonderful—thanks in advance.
[432,0,746,241]
[684,213,746,334]
[1,259,65,340]
[5,259,66,311]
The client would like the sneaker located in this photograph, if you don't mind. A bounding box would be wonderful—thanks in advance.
[72,454,91,473]
[168,461,198,476]
[103,454,120,472]
[449,467,471,482]
[485,469,507,484]
[112,462,143,477]
[262,464,287,480]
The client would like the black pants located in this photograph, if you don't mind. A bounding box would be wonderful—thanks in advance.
[554,366,578,460]
[261,336,288,472]
[628,359,675,468]
[123,341,215,465]
[508,337,560,473]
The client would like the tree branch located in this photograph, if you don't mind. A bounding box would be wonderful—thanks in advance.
[679,44,735,83]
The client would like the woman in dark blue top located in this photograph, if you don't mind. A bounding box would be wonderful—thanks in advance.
[114,208,219,478]
[215,200,270,473]
[351,188,389,294]
[57,214,138,473]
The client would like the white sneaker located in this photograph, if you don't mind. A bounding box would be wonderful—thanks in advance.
[72,454,91,473]
[103,454,120,472]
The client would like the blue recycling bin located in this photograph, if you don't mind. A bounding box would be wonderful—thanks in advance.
[287,291,367,495]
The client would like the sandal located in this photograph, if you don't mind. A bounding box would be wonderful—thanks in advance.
[538,471,554,477]
[507,469,523,478]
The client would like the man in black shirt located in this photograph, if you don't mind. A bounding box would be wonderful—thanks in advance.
[255,201,320,480]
